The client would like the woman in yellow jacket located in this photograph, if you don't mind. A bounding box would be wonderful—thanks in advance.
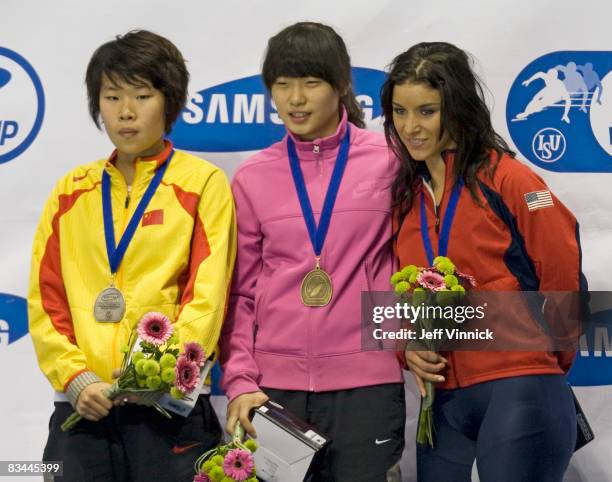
[28,30,236,482]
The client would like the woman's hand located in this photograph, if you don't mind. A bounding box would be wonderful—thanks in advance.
[226,391,269,437]
[405,350,447,397]
[75,382,113,421]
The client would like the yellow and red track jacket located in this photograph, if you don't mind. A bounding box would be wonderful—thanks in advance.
[28,142,236,403]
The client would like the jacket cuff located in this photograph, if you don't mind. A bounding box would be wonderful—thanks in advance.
[66,371,102,407]
[224,377,261,403]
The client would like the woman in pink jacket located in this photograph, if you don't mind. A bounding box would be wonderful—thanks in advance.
[220,22,405,481]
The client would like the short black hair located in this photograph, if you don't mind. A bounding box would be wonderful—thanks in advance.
[85,30,188,134]
[262,22,364,128]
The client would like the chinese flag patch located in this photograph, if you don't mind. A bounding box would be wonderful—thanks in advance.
[142,209,164,226]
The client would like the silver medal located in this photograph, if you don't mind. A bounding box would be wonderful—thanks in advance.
[94,286,126,322]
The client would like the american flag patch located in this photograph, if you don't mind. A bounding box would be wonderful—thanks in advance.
[524,190,554,211]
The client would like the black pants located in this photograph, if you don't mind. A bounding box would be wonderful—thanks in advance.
[43,395,222,482]
[263,383,406,482]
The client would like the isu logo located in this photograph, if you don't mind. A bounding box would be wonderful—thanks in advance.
[506,51,611,173]
[532,128,566,162]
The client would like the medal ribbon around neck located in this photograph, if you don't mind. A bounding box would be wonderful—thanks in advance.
[102,150,174,275]
[287,127,351,259]
[419,177,463,266]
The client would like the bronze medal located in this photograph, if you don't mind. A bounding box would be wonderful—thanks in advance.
[94,286,126,322]
[301,260,332,307]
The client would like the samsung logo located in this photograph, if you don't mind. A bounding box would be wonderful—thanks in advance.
[170,67,386,152]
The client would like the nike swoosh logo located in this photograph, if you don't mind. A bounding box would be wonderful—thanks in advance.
[171,442,202,455]
[375,438,392,445]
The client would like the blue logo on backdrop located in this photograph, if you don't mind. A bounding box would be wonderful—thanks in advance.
[170,67,386,152]
[0,47,45,164]
[0,293,29,347]
[506,51,611,172]
[568,309,612,386]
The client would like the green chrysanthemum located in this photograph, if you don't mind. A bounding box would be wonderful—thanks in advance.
[408,272,418,284]
[394,281,410,295]
[160,353,177,369]
[143,359,160,377]
[244,438,258,453]
[434,256,455,275]
[135,358,147,375]
[119,345,129,354]
[202,460,215,473]
[132,351,145,363]
[136,376,147,388]
[146,375,161,390]
[161,367,176,384]
[208,466,224,482]
[390,272,406,285]
[451,284,466,294]
[211,455,224,466]
[401,265,418,278]
[221,477,234,482]
[444,274,458,288]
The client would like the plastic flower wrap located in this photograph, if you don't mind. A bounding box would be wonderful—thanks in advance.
[61,312,206,431]
[390,256,476,447]
[193,424,258,482]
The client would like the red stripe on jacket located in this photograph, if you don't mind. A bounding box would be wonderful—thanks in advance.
[170,184,211,313]
[40,185,99,345]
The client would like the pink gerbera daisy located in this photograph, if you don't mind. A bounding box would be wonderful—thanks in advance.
[137,312,173,345]
[223,448,254,481]
[175,357,200,393]
[193,473,211,482]
[416,270,446,291]
[182,341,206,367]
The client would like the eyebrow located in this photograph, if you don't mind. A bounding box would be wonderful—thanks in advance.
[101,82,152,92]
[392,101,440,108]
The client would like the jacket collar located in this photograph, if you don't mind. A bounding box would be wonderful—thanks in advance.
[106,139,173,170]
[285,108,348,161]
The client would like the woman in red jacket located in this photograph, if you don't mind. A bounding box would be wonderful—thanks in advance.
[381,42,584,482]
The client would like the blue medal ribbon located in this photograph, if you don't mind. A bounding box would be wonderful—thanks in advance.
[102,151,173,274]
[287,127,351,258]
[420,177,463,266]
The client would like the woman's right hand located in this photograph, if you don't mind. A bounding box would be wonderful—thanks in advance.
[75,382,113,421]
[404,351,447,397]
[226,391,269,437]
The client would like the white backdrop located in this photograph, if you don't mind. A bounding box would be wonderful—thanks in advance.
[1,1,610,480]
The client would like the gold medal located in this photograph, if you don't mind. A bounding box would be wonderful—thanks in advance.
[93,286,126,322]
[301,258,332,307]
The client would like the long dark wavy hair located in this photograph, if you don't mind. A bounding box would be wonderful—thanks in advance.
[381,42,514,221]
[262,22,364,128]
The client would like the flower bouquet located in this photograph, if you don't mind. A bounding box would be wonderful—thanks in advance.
[61,312,206,431]
[193,424,258,482]
[391,256,475,447]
